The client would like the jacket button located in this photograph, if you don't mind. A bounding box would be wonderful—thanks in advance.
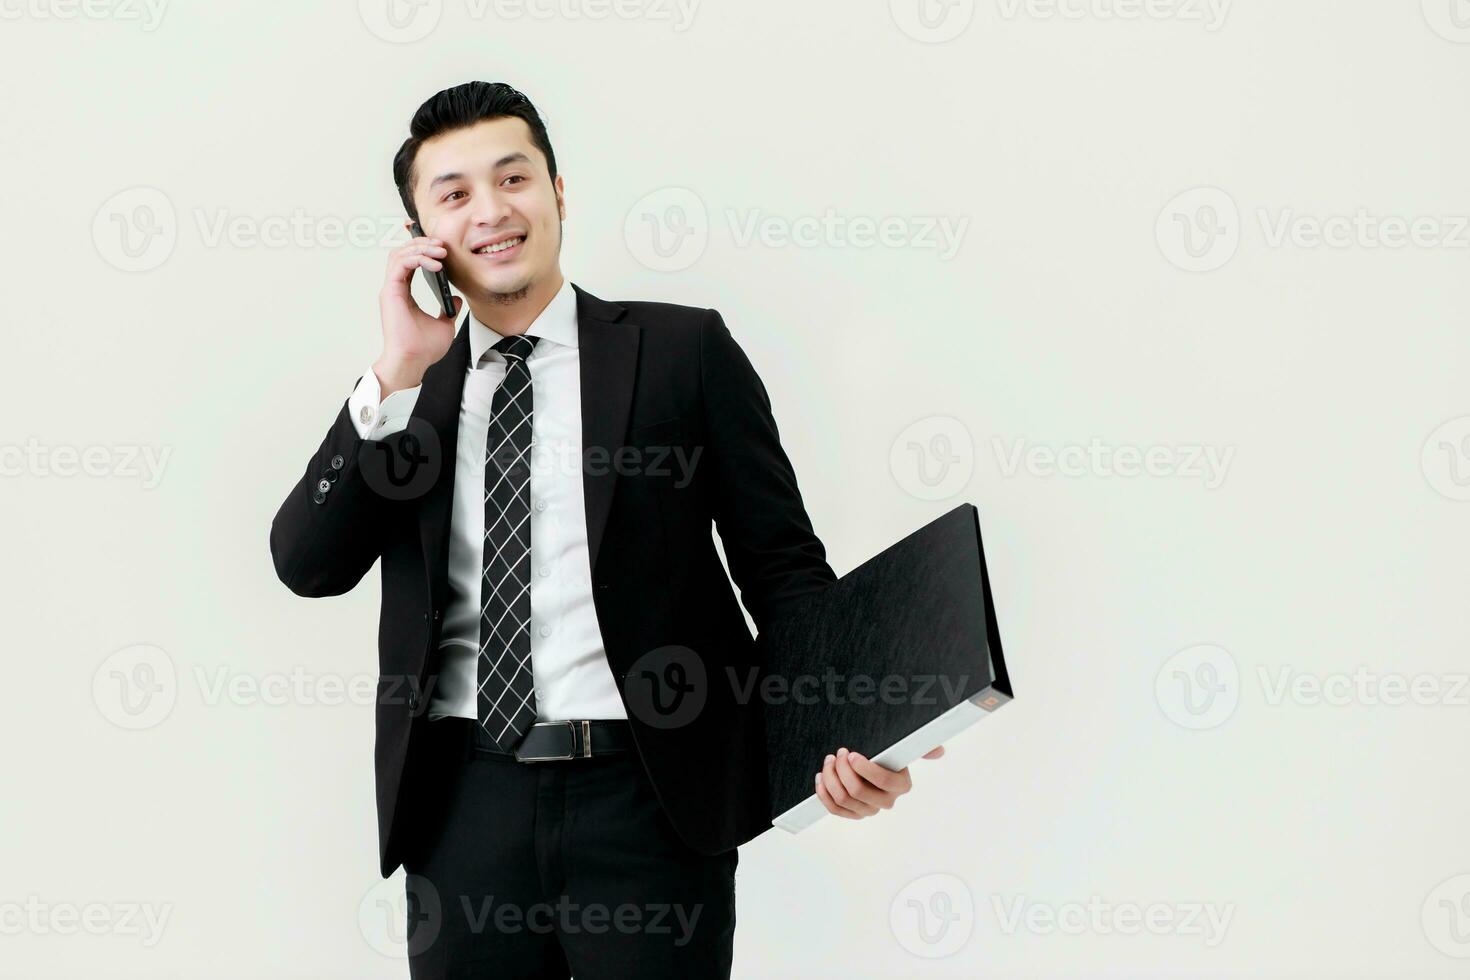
[407,691,419,711]
[330,454,345,470]
[324,469,339,483]
[316,478,331,494]
[433,609,442,621]
[313,490,326,504]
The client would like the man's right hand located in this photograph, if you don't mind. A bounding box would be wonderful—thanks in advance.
[374,233,463,397]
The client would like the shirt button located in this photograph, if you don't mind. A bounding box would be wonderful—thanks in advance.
[534,500,547,513]
[538,566,551,578]
[358,406,374,425]
[538,625,551,638]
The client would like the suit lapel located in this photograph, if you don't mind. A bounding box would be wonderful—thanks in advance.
[574,283,639,575]
[414,282,639,605]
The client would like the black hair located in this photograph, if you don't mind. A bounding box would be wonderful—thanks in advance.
[392,81,558,223]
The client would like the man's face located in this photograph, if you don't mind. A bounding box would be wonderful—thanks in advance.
[410,116,564,301]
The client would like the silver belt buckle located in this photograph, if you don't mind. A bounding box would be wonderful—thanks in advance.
[514,720,593,762]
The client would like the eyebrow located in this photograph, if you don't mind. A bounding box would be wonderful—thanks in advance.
[426,152,532,191]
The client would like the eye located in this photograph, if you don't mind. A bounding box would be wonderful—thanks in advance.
[443,190,466,202]
[503,175,525,186]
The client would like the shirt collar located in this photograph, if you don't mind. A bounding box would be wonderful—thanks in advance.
[467,276,578,368]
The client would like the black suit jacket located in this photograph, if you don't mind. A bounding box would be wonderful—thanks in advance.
[269,282,837,877]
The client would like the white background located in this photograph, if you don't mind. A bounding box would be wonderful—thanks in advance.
[3,0,1468,976]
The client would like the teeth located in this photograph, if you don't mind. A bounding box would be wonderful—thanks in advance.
[475,236,524,255]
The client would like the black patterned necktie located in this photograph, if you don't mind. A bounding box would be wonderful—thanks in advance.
[478,333,540,750]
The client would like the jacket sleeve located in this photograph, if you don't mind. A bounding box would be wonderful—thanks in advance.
[698,307,838,634]
[268,373,395,598]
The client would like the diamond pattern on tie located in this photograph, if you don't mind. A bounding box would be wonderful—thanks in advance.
[478,333,540,749]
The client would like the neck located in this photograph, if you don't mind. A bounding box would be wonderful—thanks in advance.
[467,270,565,337]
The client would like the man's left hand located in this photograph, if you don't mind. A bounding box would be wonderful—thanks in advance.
[814,745,945,819]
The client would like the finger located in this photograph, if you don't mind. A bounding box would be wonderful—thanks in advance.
[837,751,896,809]
[389,251,445,283]
[814,771,856,818]
[848,752,909,796]
[822,754,875,817]
[830,753,881,815]
[923,746,945,760]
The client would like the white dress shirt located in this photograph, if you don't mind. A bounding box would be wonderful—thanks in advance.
[347,278,626,722]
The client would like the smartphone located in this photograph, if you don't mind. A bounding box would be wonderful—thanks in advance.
[410,219,457,319]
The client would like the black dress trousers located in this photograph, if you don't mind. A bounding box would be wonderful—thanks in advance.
[397,717,739,979]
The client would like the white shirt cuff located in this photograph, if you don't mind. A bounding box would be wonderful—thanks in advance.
[348,362,422,441]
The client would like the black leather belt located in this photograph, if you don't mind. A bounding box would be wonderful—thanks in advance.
[506,720,633,761]
[423,717,633,762]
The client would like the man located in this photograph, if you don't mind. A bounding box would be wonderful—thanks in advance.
[269,81,943,979]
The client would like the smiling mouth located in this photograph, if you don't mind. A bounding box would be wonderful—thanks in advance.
[472,235,525,259]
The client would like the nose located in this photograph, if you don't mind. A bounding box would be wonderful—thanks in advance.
[468,185,514,230]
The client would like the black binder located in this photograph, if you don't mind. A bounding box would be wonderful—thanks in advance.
[759,502,1013,832]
